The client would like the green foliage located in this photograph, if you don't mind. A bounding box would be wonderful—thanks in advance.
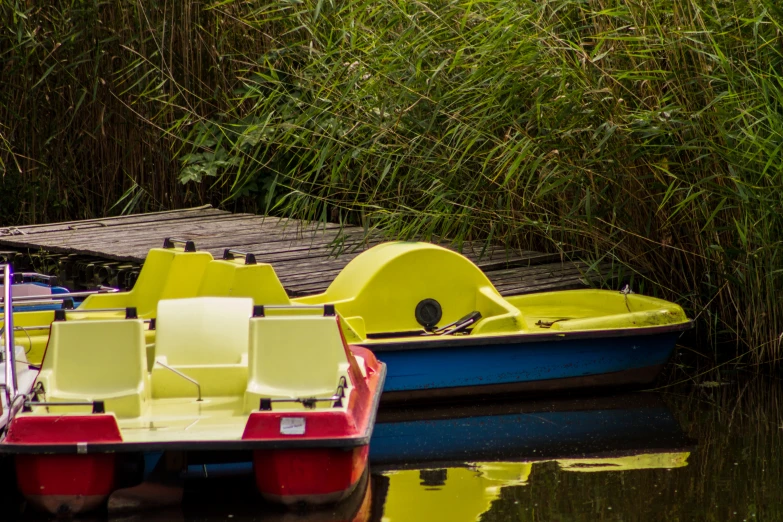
[166,0,783,362]
[1,0,782,362]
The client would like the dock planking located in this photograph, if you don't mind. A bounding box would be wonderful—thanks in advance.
[0,205,619,296]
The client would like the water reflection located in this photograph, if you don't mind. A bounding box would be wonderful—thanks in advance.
[13,378,782,520]
[371,393,690,465]
[377,450,689,522]
[62,392,690,522]
[372,393,691,522]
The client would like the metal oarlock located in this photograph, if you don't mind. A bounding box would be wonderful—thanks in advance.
[24,400,106,414]
[258,380,347,410]
[222,249,257,265]
[252,304,337,317]
[14,272,58,285]
[162,238,197,252]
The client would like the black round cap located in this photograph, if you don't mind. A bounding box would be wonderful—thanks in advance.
[415,298,442,329]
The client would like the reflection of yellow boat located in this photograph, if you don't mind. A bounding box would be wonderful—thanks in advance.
[379,465,531,522]
[379,453,689,522]
[557,451,689,472]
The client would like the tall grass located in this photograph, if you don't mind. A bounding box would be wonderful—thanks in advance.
[0,0,255,222]
[2,0,782,363]
[168,0,783,362]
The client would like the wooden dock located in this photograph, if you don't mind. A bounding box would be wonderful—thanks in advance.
[0,206,616,296]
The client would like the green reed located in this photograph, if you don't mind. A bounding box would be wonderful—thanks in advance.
[1,0,782,363]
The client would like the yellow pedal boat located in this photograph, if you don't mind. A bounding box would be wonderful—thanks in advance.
[3,239,692,401]
[295,242,692,400]
[1,298,385,515]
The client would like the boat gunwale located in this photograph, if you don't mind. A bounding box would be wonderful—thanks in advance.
[0,362,387,455]
[0,436,371,454]
[358,320,694,352]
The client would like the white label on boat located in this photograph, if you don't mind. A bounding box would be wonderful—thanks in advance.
[280,417,306,435]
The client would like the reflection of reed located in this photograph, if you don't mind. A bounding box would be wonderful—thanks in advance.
[482,379,783,521]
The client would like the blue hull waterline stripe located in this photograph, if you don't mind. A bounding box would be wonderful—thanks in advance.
[376,332,679,392]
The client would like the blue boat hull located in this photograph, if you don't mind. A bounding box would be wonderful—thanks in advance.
[364,328,685,400]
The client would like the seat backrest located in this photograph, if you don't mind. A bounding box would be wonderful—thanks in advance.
[155,297,252,366]
[247,315,348,397]
[43,319,146,394]
[80,248,214,316]
[197,259,291,305]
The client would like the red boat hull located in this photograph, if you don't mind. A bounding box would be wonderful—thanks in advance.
[7,415,123,514]
[16,453,116,515]
[253,446,369,504]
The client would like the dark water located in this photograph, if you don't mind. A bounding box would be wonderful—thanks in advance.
[11,373,783,521]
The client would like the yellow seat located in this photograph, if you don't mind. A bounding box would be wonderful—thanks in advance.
[4,246,214,366]
[294,242,524,339]
[79,247,214,317]
[151,297,253,398]
[36,319,148,418]
[244,315,350,412]
[197,258,291,305]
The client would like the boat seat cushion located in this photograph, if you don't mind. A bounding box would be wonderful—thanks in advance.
[152,297,252,398]
[244,315,350,412]
[37,319,147,418]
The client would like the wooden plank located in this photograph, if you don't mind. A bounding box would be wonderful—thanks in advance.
[491,262,615,285]
[8,214,292,246]
[280,260,614,296]
[58,219,351,250]
[493,264,617,295]
[486,262,598,283]
[0,206,225,235]
[500,278,596,295]
[0,208,619,298]
[0,219,355,262]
